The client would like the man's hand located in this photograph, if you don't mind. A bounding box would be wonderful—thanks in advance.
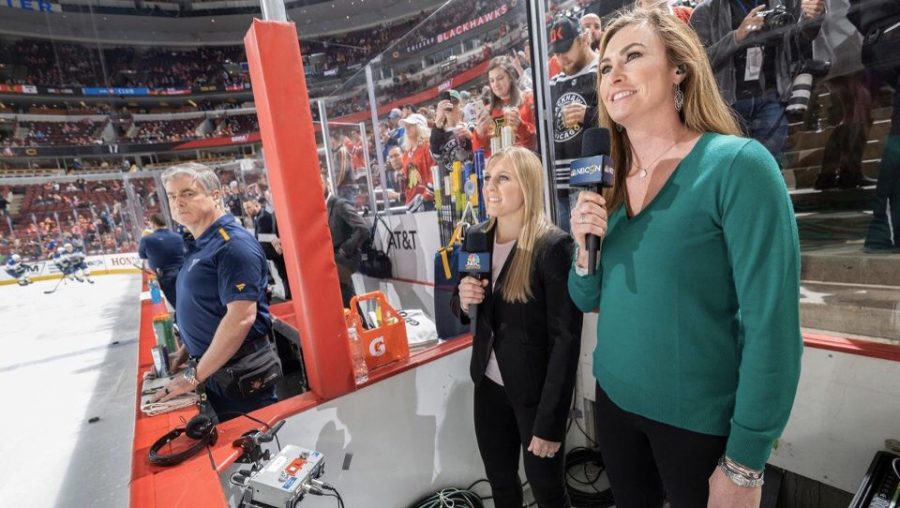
[800,0,825,19]
[272,236,283,255]
[149,374,195,403]
[435,100,453,129]
[561,103,587,129]
[735,5,767,43]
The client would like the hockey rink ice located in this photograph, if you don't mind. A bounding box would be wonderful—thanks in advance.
[0,273,141,508]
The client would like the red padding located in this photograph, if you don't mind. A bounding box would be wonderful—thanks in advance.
[244,20,354,398]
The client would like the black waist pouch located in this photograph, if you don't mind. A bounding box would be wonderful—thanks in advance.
[211,343,282,399]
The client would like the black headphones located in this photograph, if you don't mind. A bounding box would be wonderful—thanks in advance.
[148,404,218,467]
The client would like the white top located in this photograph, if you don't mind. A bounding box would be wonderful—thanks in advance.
[484,238,516,386]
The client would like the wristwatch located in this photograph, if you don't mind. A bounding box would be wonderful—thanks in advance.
[183,366,200,388]
[718,456,764,488]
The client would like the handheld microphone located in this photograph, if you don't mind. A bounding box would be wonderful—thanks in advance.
[458,229,491,333]
[569,127,615,275]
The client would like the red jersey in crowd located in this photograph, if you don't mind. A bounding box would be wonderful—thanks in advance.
[472,92,537,158]
[402,142,435,205]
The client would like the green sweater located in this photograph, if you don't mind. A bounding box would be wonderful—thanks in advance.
[568,132,802,470]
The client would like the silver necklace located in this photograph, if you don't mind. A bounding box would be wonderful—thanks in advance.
[630,133,684,178]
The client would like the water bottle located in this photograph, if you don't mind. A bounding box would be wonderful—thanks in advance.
[149,277,162,304]
[347,327,369,384]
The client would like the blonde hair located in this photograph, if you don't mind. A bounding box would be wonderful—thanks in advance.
[485,146,551,304]
[597,9,741,211]
[402,123,431,151]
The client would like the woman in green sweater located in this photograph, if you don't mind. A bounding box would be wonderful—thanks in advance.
[567,9,801,508]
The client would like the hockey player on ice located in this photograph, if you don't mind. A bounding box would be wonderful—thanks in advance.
[64,243,94,283]
[52,246,81,282]
[4,254,33,286]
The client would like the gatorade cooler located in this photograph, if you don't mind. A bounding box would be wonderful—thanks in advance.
[346,291,409,370]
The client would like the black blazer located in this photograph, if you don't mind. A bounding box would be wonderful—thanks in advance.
[451,221,583,441]
[326,195,369,281]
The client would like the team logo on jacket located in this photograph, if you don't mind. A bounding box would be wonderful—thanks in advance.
[235,283,246,292]
[554,92,587,142]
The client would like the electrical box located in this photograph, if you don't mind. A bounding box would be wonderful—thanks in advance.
[246,445,324,508]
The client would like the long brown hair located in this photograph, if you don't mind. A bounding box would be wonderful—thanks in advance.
[484,146,550,304]
[487,56,522,111]
[597,9,741,211]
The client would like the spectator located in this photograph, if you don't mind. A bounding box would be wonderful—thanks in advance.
[430,89,474,184]
[382,108,406,158]
[385,146,406,199]
[473,56,537,158]
[322,172,370,308]
[580,13,604,50]
[244,198,292,300]
[138,213,185,306]
[399,113,436,209]
[691,0,826,163]
[329,131,356,204]
[548,16,600,232]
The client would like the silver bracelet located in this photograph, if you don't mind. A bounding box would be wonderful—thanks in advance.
[572,246,591,277]
[718,456,764,488]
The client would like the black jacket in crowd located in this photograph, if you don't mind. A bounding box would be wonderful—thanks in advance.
[253,209,279,260]
[326,195,369,283]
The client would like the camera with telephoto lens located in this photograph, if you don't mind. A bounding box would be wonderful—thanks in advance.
[786,59,831,119]
[756,5,795,31]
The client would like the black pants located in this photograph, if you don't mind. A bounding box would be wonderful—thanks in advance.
[157,266,179,307]
[593,383,726,508]
[474,378,570,508]
[205,375,277,422]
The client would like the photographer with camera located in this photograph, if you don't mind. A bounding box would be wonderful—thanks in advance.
[430,89,473,180]
[691,0,825,163]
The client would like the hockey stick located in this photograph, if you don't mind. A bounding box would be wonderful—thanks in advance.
[43,276,66,294]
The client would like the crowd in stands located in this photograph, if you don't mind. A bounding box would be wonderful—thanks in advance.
[320,24,513,120]
[0,9,434,91]
[127,119,200,143]
[213,115,259,137]
[305,13,429,74]
[0,177,161,260]
[124,47,249,89]
[21,120,102,147]
[0,100,251,116]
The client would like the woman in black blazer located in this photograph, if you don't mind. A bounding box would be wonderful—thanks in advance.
[452,146,583,508]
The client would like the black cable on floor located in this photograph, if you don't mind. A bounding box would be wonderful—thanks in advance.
[407,486,486,508]
[565,447,615,507]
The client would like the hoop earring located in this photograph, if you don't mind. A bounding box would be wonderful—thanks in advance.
[674,84,684,113]
[615,123,623,132]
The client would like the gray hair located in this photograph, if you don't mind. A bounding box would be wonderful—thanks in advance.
[161,162,222,195]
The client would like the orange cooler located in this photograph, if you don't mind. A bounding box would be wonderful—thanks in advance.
[346,291,409,370]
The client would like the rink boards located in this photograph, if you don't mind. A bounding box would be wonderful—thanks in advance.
[0,252,141,285]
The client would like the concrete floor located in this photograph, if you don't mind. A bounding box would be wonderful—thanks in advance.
[0,274,140,508]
